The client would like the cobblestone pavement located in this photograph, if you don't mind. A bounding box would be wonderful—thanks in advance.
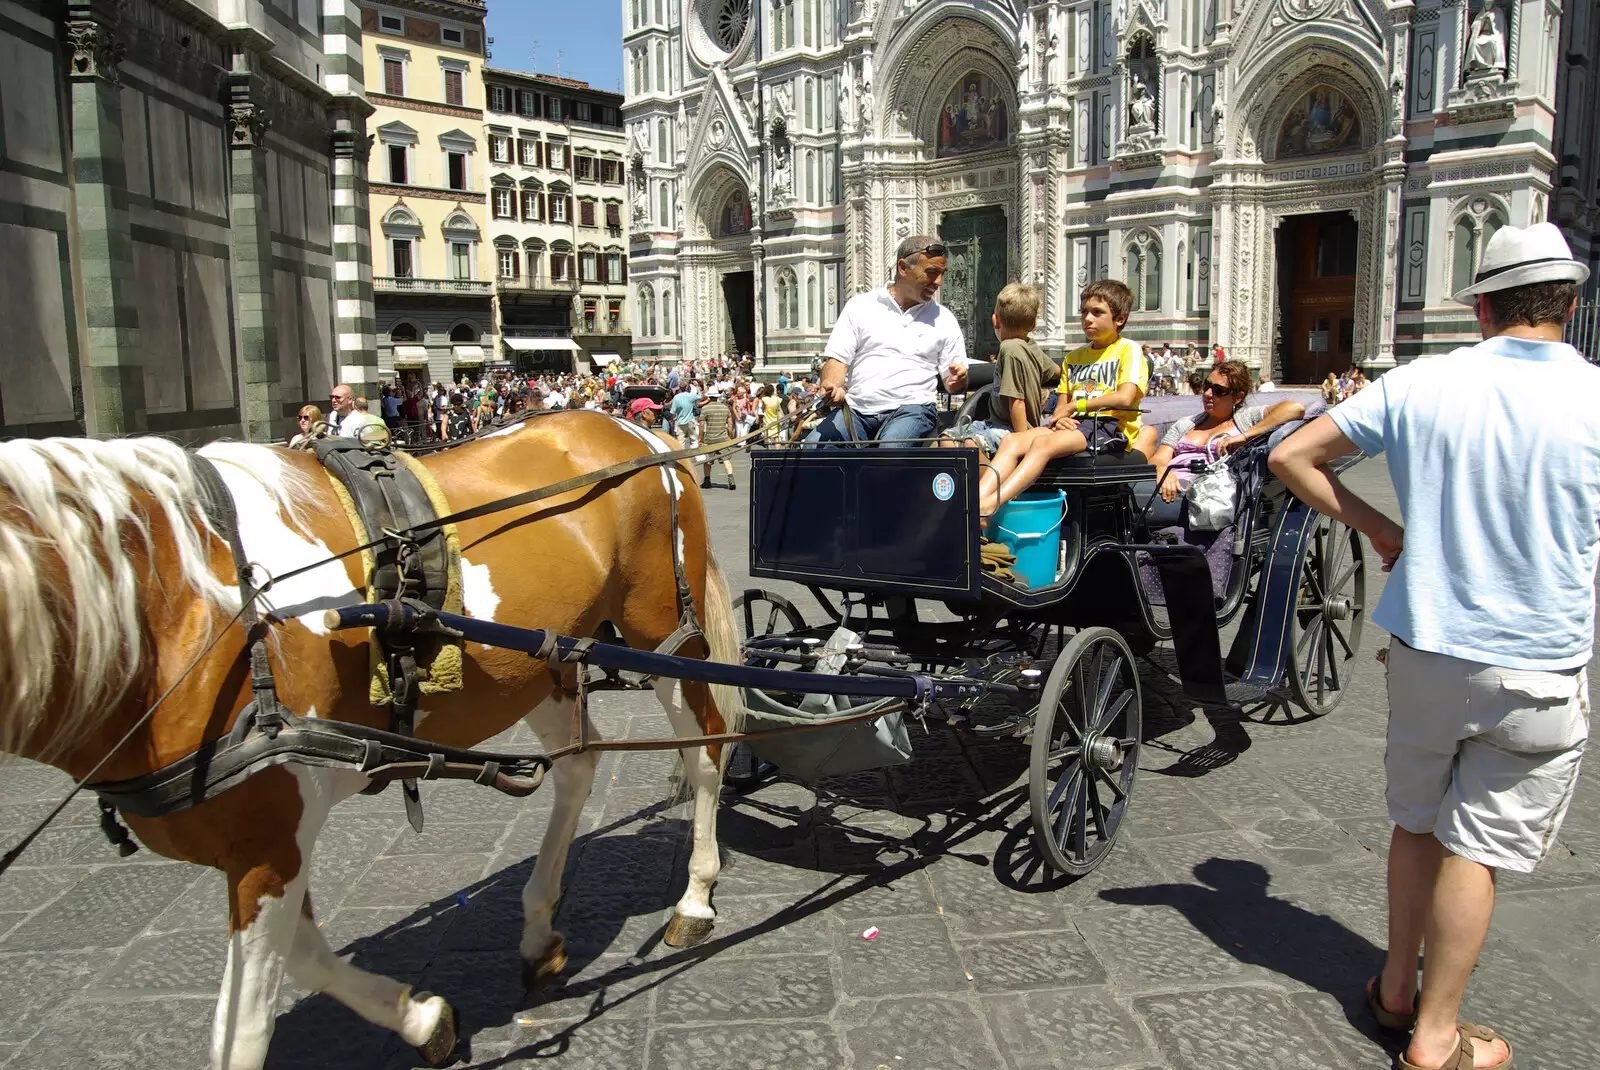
[2,452,1598,1069]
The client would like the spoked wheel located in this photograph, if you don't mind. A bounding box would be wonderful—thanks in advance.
[733,588,807,652]
[725,589,807,791]
[1286,516,1366,716]
[1029,627,1141,877]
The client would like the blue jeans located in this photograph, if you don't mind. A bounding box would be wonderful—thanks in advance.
[806,403,938,447]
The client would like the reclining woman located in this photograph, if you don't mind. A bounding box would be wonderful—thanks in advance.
[1151,359,1307,505]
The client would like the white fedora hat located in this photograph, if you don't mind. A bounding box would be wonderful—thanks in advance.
[1452,221,1591,304]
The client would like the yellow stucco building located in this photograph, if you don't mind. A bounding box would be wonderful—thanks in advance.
[360,0,494,387]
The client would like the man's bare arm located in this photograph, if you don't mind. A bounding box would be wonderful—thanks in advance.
[1268,414,1403,570]
[818,357,847,405]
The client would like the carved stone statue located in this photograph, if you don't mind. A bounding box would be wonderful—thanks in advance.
[631,164,648,221]
[631,123,650,156]
[1128,76,1155,130]
[1017,38,1030,75]
[857,75,873,126]
[1467,4,1506,75]
[770,140,793,206]
[675,102,687,149]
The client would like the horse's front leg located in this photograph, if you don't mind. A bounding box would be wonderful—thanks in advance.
[212,859,307,1070]
[654,678,724,947]
[519,693,599,986]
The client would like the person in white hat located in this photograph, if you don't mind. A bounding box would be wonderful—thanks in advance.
[1269,222,1597,1070]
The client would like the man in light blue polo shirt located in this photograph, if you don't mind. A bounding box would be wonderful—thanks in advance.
[1270,222,1597,1070]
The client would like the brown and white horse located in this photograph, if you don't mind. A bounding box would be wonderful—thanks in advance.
[0,411,743,1069]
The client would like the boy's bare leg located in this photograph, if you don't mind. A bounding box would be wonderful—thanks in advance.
[1130,424,1159,461]
[995,428,1088,509]
[980,428,1050,514]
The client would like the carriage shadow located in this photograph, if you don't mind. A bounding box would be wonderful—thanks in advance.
[265,675,1291,1067]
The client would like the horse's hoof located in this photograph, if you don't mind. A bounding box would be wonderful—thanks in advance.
[663,912,715,948]
[413,993,457,1067]
[520,934,567,990]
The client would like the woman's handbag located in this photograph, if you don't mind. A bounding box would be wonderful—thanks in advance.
[1185,436,1237,531]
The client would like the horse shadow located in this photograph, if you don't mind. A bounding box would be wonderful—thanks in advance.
[1098,857,1404,1056]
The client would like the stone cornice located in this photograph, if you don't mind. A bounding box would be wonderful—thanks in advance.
[368,92,481,121]
[371,182,487,203]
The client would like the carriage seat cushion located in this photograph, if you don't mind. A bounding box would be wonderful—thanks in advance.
[1136,525,1235,607]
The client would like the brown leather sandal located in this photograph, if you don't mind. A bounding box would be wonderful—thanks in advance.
[1397,1023,1514,1070]
[1366,974,1418,1032]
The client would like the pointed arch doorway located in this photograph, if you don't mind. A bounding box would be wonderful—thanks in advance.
[938,206,1007,362]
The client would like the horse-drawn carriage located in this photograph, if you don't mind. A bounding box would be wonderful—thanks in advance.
[0,386,1364,1069]
[727,393,1366,873]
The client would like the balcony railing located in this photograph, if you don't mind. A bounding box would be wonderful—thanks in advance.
[375,276,493,296]
[497,276,580,293]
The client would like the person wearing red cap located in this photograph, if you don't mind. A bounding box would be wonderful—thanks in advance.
[626,396,662,427]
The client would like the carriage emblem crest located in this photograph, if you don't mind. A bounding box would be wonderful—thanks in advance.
[931,472,956,501]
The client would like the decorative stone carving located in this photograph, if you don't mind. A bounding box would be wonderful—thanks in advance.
[857,76,873,126]
[65,12,126,85]
[1128,76,1155,131]
[1466,4,1506,75]
[227,80,273,148]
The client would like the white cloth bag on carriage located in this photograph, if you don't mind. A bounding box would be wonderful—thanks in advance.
[1185,439,1237,531]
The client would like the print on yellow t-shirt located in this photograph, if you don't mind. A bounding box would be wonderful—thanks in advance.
[1056,336,1148,445]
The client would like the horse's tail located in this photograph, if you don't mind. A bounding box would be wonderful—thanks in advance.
[701,549,746,766]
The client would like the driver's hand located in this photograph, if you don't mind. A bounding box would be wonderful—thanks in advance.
[818,382,846,406]
[943,364,969,393]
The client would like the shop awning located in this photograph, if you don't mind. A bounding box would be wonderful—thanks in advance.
[452,344,485,363]
[391,345,429,365]
[589,351,620,362]
[503,336,580,352]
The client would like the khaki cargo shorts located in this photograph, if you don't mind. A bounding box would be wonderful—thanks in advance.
[1385,640,1590,872]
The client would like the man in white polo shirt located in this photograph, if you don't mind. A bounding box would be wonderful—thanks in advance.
[1270,222,1597,1070]
[809,235,968,446]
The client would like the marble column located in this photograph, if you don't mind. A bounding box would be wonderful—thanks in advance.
[64,0,146,435]
[224,60,282,443]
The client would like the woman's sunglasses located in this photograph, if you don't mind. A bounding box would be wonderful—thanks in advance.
[1202,382,1237,396]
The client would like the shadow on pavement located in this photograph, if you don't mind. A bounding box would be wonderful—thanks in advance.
[1099,857,1405,1057]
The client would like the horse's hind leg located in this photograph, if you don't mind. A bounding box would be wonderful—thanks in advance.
[283,905,456,1066]
[654,677,724,947]
[518,692,598,986]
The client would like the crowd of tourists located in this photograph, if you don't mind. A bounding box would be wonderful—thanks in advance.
[1320,365,1371,404]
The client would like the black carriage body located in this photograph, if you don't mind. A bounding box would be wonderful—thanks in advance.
[748,446,986,600]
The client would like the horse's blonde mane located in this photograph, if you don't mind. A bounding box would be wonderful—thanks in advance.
[0,437,304,762]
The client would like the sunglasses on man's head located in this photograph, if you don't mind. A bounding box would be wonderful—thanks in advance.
[904,243,947,261]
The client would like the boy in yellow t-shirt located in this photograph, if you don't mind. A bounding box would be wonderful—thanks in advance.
[979,279,1148,518]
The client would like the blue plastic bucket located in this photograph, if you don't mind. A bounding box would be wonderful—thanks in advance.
[992,490,1067,588]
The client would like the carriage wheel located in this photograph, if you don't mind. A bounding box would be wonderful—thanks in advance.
[733,588,807,650]
[1029,627,1141,877]
[726,590,807,790]
[1287,517,1366,716]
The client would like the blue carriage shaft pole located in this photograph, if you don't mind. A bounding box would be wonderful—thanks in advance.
[323,604,937,702]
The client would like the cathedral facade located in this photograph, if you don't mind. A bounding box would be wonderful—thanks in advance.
[623,0,1597,379]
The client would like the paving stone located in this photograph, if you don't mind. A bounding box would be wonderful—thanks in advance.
[815,868,939,918]
[0,826,109,867]
[1332,815,1395,862]
[954,929,1106,992]
[1138,829,1278,883]
[0,1042,22,1067]
[1121,776,1233,838]
[982,987,1159,1069]
[383,820,508,857]
[1263,760,1391,817]
[925,855,1072,937]
[0,797,97,832]
[888,758,985,811]
[695,893,833,957]
[566,834,682,897]
[1462,938,1600,1069]
[516,953,658,1023]
[0,949,104,1031]
[551,892,673,959]
[423,779,546,826]
[647,1020,845,1070]
[12,995,214,1069]
[0,866,87,914]
[608,748,684,788]
[91,929,227,996]
[263,995,403,1069]
[1233,815,1373,868]
[712,843,829,897]
[1074,903,1260,992]
[490,1016,648,1069]
[1189,764,1321,824]
[306,814,405,910]
[1494,841,1600,894]
[1489,885,1600,1006]
[654,951,836,1023]
[831,914,966,996]
[0,762,74,802]
[338,852,491,909]
[842,995,1005,1069]
[1,864,196,950]
[1285,990,1397,1070]
[1136,986,1346,1069]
